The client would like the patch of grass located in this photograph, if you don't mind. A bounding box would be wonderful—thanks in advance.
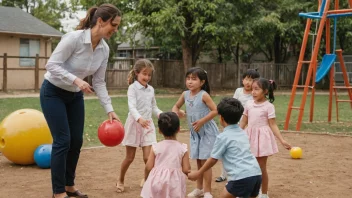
[0,95,351,147]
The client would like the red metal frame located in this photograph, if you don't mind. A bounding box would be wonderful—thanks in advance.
[285,0,352,131]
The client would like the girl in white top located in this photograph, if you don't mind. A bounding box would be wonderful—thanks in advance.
[116,59,162,193]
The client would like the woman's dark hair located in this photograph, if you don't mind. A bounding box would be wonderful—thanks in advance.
[185,67,211,95]
[76,4,122,30]
[253,78,277,103]
[158,112,180,137]
[242,69,260,79]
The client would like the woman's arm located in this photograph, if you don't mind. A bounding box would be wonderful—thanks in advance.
[46,33,78,85]
[92,52,113,113]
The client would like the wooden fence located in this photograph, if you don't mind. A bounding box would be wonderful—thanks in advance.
[0,53,48,92]
[1,54,304,92]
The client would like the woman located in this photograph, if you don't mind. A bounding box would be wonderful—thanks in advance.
[40,4,122,198]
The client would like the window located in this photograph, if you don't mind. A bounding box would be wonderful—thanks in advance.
[20,38,40,66]
[117,50,132,58]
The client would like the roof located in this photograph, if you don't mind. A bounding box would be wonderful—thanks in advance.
[0,6,63,38]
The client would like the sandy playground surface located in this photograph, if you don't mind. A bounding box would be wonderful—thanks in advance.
[0,132,352,198]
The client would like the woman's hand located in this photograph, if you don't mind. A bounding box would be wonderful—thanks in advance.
[108,111,120,123]
[73,78,94,93]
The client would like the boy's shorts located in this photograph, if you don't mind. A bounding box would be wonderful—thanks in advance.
[226,175,262,197]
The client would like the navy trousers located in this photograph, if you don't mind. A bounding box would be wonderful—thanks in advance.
[40,79,84,194]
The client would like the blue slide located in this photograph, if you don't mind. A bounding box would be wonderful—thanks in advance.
[315,54,336,83]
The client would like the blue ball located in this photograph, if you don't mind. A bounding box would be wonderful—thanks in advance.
[34,144,52,169]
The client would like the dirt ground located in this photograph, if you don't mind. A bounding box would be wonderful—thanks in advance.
[1,132,352,198]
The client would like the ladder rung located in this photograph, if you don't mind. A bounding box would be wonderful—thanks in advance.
[294,85,314,88]
[333,86,352,89]
[299,61,311,63]
[336,100,352,102]
[291,107,302,110]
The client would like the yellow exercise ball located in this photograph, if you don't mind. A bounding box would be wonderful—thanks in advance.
[0,109,52,165]
[290,147,303,159]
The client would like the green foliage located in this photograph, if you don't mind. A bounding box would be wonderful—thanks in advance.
[31,0,66,31]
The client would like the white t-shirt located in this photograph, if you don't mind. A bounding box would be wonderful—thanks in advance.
[233,88,253,107]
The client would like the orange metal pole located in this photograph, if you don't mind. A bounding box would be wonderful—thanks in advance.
[284,19,312,130]
[296,0,331,131]
[326,18,333,122]
[336,49,352,107]
[349,0,352,8]
[335,0,339,10]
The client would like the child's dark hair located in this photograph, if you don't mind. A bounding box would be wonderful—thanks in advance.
[158,112,180,137]
[253,78,277,103]
[217,97,244,124]
[242,69,260,79]
[185,67,211,95]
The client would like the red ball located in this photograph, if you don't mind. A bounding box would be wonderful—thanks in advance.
[97,120,125,147]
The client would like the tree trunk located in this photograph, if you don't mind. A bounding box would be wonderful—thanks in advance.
[182,39,192,74]
[274,34,281,63]
[274,34,281,81]
[217,46,223,63]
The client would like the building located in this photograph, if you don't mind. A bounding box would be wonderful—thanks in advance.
[0,6,62,91]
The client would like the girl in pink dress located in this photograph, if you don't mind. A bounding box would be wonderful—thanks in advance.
[240,78,291,198]
[141,112,190,198]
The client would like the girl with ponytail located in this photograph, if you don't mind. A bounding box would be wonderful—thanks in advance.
[240,78,291,198]
[40,3,121,198]
[116,59,163,193]
[172,67,219,198]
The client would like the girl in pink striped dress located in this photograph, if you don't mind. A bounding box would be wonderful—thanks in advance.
[240,78,291,198]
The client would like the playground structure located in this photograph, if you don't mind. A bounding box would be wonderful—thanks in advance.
[285,0,352,131]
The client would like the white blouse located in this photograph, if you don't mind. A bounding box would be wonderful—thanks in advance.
[127,81,162,121]
[44,29,113,113]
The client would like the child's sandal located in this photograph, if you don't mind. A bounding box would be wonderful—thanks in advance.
[116,182,124,193]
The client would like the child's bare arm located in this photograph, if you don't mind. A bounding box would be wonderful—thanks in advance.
[172,92,185,117]
[188,158,218,181]
[144,148,156,181]
[239,115,248,129]
[268,118,291,150]
[191,93,217,132]
[202,93,218,122]
[181,151,191,175]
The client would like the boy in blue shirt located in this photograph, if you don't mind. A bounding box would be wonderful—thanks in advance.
[188,97,262,198]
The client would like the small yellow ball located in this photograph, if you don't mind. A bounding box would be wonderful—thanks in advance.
[290,147,303,159]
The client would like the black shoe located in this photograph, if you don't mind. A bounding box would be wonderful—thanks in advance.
[65,190,88,198]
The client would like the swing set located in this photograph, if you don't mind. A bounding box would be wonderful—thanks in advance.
[285,0,352,131]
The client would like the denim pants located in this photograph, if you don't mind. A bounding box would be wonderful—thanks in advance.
[40,79,85,194]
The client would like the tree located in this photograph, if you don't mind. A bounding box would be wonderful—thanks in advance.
[1,0,66,31]
[247,0,315,63]
[131,0,222,73]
